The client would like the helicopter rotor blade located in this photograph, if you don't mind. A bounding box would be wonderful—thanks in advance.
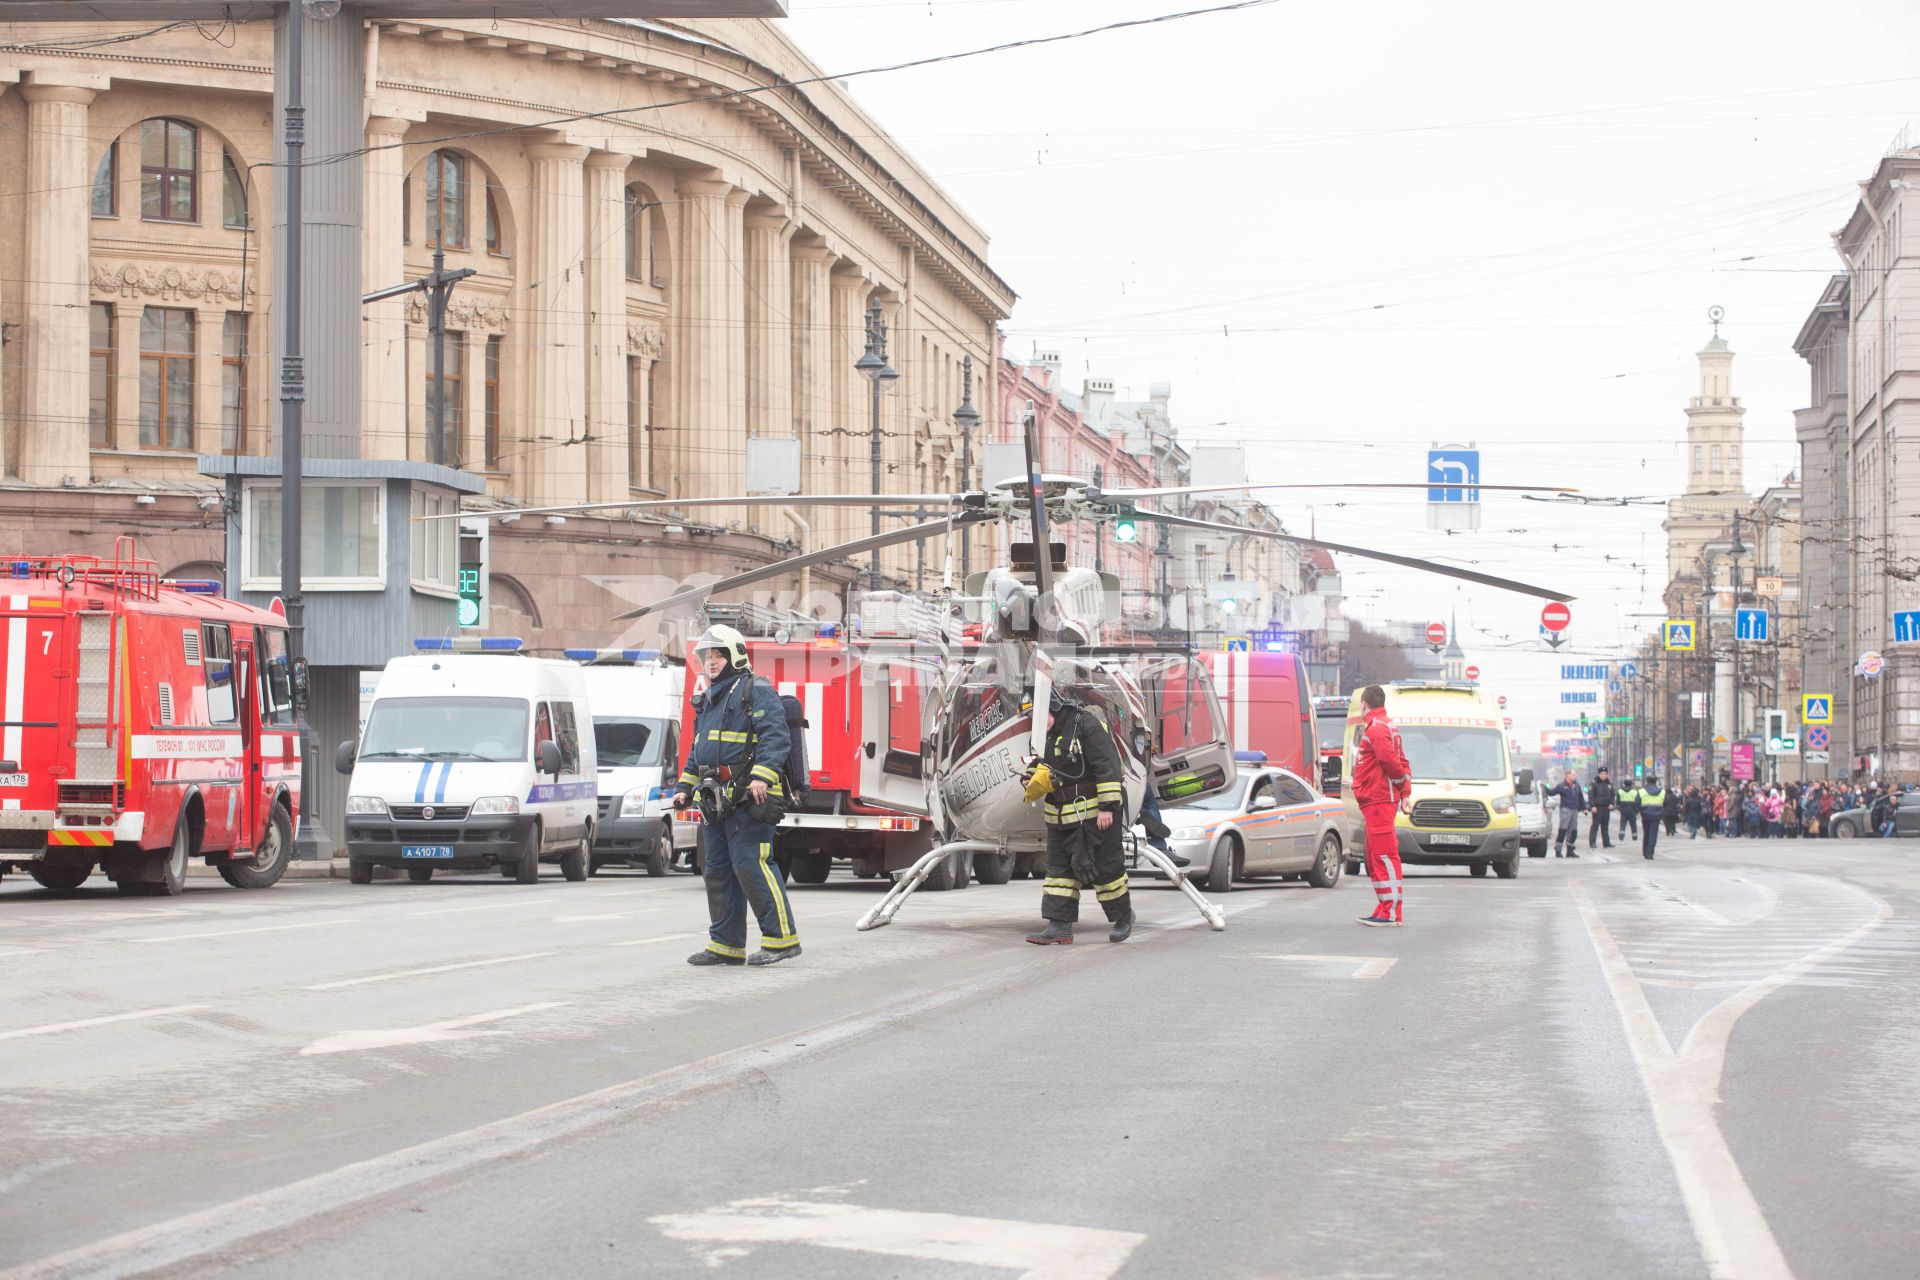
[1020,410,1055,620]
[1129,508,1574,603]
[612,512,991,622]
[1108,482,1577,501]
[422,493,968,522]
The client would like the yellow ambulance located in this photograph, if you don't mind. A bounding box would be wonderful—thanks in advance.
[1339,681,1524,879]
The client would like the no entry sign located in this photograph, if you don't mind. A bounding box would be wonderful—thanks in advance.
[1540,602,1571,633]
[1426,621,1448,647]
[1465,664,1481,681]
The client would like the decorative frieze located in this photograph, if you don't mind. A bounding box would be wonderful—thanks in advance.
[90,262,252,305]
[402,293,509,329]
[628,323,666,357]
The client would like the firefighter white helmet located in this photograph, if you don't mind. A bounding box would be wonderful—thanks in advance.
[692,624,750,672]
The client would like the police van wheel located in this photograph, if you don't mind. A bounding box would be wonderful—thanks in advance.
[515,826,542,884]
[349,859,374,885]
[644,835,669,878]
[219,804,292,890]
[1469,862,1489,877]
[407,866,434,883]
[561,835,591,882]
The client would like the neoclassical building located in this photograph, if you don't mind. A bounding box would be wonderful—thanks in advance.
[0,13,1013,645]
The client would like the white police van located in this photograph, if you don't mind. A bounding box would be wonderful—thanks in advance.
[568,648,684,876]
[338,638,597,884]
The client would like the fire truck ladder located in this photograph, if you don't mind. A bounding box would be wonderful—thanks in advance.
[854,838,1226,932]
[72,613,120,787]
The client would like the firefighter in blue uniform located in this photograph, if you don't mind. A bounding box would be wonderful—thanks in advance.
[671,625,801,967]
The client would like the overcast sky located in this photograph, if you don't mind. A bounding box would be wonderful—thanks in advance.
[778,0,1918,747]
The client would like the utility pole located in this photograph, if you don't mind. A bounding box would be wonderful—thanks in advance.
[364,243,475,465]
[953,355,980,573]
[279,1,310,850]
[855,298,898,589]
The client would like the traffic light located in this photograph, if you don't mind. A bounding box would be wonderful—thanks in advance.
[1579,711,1591,734]
[1764,708,1797,755]
[1113,505,1138,543]
[457,566,482,627]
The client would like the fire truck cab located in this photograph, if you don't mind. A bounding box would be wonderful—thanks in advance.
[0,547,302,896]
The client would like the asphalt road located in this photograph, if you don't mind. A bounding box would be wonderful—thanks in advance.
[2,835,1916,1280]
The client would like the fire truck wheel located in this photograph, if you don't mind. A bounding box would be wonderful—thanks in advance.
[972,850,1013,885]
[139,823,191,897]
[515,828,542,884]
[791,853,830,884]
[28,861,91,892]
[561,835,591,882]
[349,860,374,885]
[218,804,292,889]
[407,866,434,883]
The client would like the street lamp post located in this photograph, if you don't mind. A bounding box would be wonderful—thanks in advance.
[854,298,898,590]
[953,355,981,573]
[1729,514,1747,771]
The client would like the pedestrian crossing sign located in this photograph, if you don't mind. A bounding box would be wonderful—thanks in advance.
[1802,694,1832,725]
[1663,620,1695,650]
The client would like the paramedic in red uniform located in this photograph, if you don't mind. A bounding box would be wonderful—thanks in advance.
[1353,684,1412,927]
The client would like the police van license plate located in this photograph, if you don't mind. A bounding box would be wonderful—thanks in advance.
[1429,834,1472,846]
[402,845,455,860]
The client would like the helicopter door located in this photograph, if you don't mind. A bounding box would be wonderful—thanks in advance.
[857,650,934,817]
[1139,655,1235,804]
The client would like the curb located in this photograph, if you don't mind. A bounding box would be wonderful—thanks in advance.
[187,857,348,880]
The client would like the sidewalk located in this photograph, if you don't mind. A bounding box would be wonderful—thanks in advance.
[186,857,349,880]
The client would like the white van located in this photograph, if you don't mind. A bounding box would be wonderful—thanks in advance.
[567,648,684,876]
[337,639,597,884]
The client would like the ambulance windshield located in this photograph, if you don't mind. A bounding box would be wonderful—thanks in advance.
[361,697,529,763]
[1397,725,1507,782]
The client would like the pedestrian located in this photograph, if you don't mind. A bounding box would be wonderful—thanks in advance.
[1762,788,1784,838]
[1783,792,1801,838]
[1618,776,1641,840]
[1551,769,1585,858]
[1684,787,1705,839]
[1873,788,1896,839]
[1130,725,1188,868]
[1351,684,1412,926]
[1588,767,1615,850]
[1640,775,1668,860]
[1025,677,1133,945]
[672,625,802,967]
[1663,786,1681,836]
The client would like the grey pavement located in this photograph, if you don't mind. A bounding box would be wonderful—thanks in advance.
[1,838,1916,1279]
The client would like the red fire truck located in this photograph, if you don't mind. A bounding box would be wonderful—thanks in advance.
[673,599,953,888]
[0,545,302,895]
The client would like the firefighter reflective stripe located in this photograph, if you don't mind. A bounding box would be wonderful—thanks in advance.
[3,610,25,765]
[48,829,112,847]
[1043,877,1081,898]
[758,841,793,940]
[707,729,749,743]
[678,770,700,787]
[760,934,800,950]
[1094,873,1129,902]
[750,763,780,784]
[1043,798,1102,824]
[1095,781,1123,803]
[705,940,747,959]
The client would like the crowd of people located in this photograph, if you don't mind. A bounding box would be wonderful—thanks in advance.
[1550,772,1917,844]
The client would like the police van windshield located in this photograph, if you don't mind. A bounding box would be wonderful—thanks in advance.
[360,697,529,763]
[594,717,669,769]
[1397,725,1507,782]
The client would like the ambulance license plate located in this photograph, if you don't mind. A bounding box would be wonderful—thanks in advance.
[1428,833,1472,846]
[0,773,26,788]
[402,844,455,859]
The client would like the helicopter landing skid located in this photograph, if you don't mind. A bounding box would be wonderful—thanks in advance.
[853,839,1227,932]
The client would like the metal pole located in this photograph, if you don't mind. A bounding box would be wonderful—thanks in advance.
[869,371,882,589]
[279,1,310,836]
[429,243,446,465]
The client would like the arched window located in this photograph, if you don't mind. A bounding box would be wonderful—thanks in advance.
[91,142,117,218]
[625,186,658,283]
[222,151,248,229]
[401,176,411,244]
[424,149,466,249]
[485,187,504,254]
[140,118,197,223]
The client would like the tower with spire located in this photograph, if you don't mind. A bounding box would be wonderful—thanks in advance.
[1665,307,1750,585]
[1443,606,1466,682]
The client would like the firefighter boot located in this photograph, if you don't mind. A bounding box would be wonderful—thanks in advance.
[687,948,746,967]
[747,944,802,966]
[1025,920,1075,945]
[1108,907,1135,943]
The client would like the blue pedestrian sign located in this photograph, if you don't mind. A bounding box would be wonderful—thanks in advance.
[1223,636,1249,653]
[1802,694,1833,725]
[1426,449,1481,504]
[1663,621,1695,651]
[1735,608,1769,642]
[1897,610,1920,643]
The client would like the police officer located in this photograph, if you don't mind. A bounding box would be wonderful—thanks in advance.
[672,625,800,967]
[1639,775,1668,860]
[1587,766,1615,850]
[1025,682,1132,945]
[1617,776,1641,840]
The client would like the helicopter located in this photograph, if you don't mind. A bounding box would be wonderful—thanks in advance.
[433,417,1575,930]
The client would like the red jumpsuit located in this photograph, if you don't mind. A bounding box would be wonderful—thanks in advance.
[1352,706,1412,923]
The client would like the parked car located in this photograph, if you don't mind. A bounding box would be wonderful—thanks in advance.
[1514,769,1550,857]
[1148,767,1346,892]
[1828,792,1920,838]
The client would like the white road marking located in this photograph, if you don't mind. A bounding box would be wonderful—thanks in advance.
[650,1195,1145,1280]
[299,1001,569,1057]
[407,899,550,917]
[1568,876,1888,1280]
[0,947,44,959]
[0,1004,207,1042]
[0,959,1037,1280]
[611,932,702,948]
[302,953,553,991]
[551,911,653,923]
[127,918,347,944]
[1254,953,1398,979]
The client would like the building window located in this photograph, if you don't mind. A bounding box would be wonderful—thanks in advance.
[624,188,648,282]
[410,489,458,593]
[139,307,195,450]
[402,175,411,244]
[221,312,249,454]
[91,141,117,218]
[140,118,197,223]
[90,304,115,449]
[484,335,502,469]
[244,481,383,589]
[1711,444,1722,473]
[485,188,505,255]
[1693,444,1702,474]
[424,149,466,249]
[222,150,248,228]
[425,330,465,467]
[627,355,646,483]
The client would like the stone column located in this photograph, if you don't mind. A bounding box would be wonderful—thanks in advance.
[361,114,412,461]
[744,209,795,443]
[828,262,868,548]
[674,178,739,503]
[584,151,632,501]
[790,238,835,508]
[521,141,589,506]
[20,75,103,485]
